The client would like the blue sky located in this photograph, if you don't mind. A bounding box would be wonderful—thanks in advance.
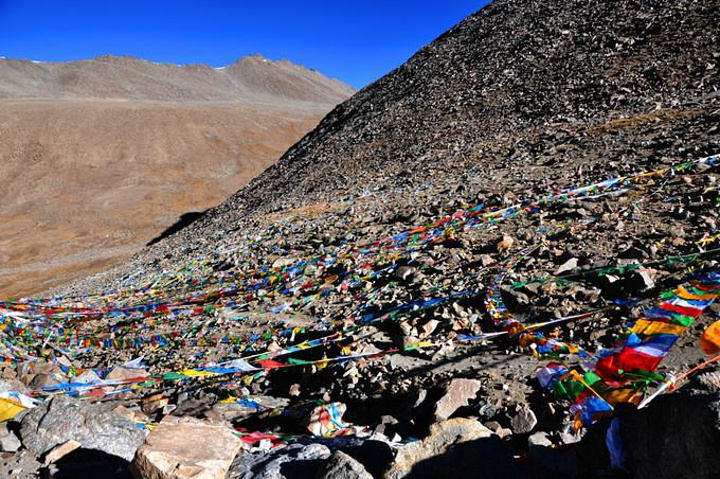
[0,1,487,89]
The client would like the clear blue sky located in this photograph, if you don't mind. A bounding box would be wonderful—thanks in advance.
[0,1,487,89]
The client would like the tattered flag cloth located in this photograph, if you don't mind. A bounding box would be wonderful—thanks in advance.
[305,402,369,438]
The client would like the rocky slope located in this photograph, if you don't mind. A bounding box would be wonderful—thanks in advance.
[0,55,354,296]
[2,0,720,478]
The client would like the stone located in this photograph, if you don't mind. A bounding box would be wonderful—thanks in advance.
[20,395,144,461]
[485,422,512,439]
[528,431,552,447]
[697,371,720,391]
[510,406,537,434]
[0,422,21,452]
[107,366,149,381]
[232,442,331,479]
[625,270,655,293]
[114,405,149,424]
[28,373,62,390]
[272,257,295,269]
[384,418,493,478]
[316,450,373,479]
[500,286,530,309]
[419,319,440,337]
[205,395,290,425]
[479,254,495,267]
[496,235,515,253]
[612,390,720,479]
[73,370,102,384]
[394,266,415,282]
[44,440,82,465]
[22,362,64,389]
[141,392,170,415]
[0,378,30,396]
[554,257,578,275]
[434,378,482,422]
[131,421,242,479]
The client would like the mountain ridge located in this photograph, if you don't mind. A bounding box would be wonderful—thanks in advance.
[0,53,354,103]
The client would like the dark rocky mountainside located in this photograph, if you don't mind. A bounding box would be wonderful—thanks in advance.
[205,0,719,220]
[4,1,720,478]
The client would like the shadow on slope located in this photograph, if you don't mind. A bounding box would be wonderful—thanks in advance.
[146,210,209,246]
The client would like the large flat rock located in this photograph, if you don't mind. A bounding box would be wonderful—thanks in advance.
[131,422,243,479]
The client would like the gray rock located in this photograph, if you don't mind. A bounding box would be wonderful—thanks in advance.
[106,366,148,381]
[393,266,415,282]
[316,451,373,479]
[73,370,102,384]
[0,378,30,395]
[500,286,530,309]
[697,371,720,392]
[20,395,144,461]
[510,406,537,434]
[232,443,331,479]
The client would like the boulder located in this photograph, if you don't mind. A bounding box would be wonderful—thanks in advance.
[131,421,242,479]
[232,442,331,479]
[528,431,552,447]
[20,395,144,461]
[316,450,373,479]
[393,266,416,282]
[384,418,494,478]
[21,361,64,389]
[434,378,482,422]
[141,393,170,415]
[73,370,102,384]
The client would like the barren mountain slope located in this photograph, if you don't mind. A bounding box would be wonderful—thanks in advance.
[0,55,353,296]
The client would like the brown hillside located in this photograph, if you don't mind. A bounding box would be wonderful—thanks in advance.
[0,55,353,296]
